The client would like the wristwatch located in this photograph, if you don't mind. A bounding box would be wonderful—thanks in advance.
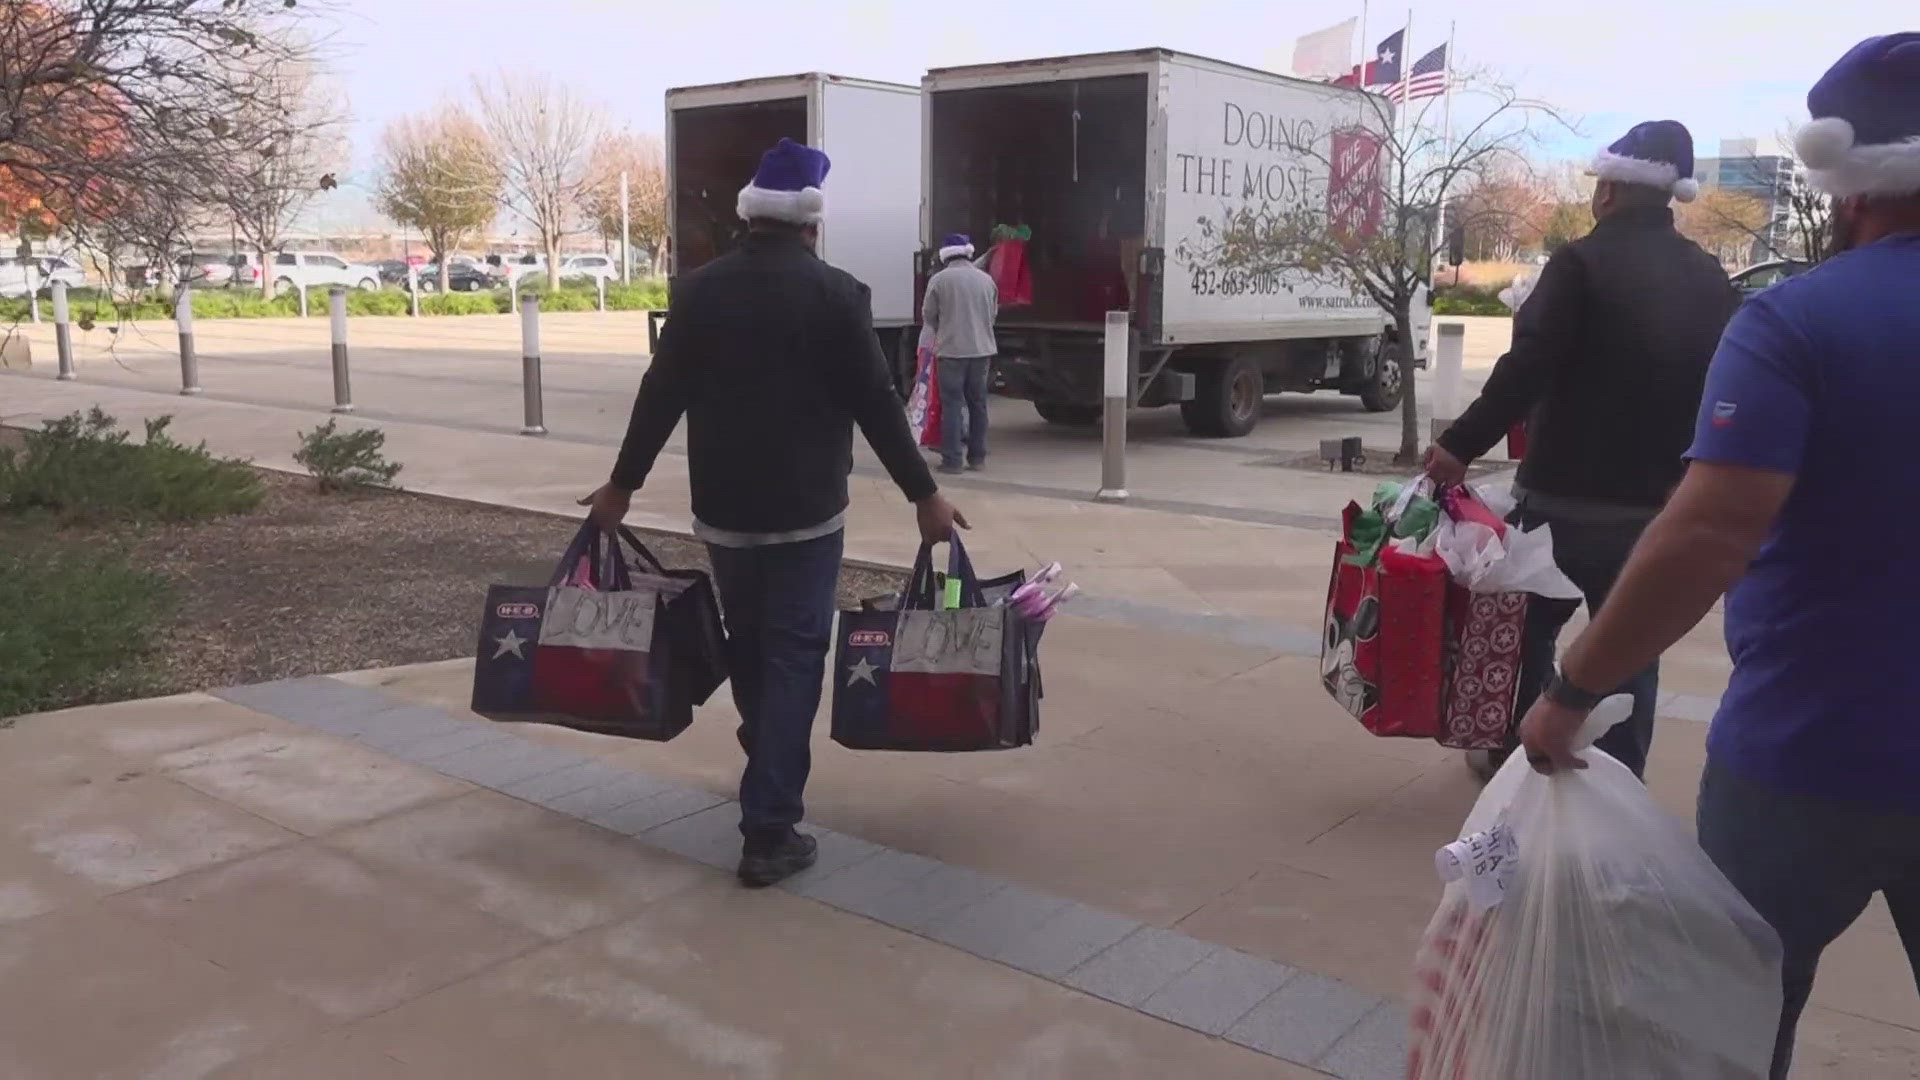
[1543,668,1606,711]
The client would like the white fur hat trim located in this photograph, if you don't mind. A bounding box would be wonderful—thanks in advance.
[1796,117,1920,198]
[1590,150,1690,198]
[938,243,975,261]
[736,184,825,225]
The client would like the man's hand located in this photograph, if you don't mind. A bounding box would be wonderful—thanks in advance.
[1424,443,1469,486]
[578,483,633,534]
[1518,698,1591,775]
[915,491,969,545]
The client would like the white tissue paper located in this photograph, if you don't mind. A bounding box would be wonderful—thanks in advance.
[1432,515,1582,599]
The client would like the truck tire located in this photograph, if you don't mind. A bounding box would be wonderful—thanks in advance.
[1034,402,1101,426]
[1181,356,1262,437]
[1359,344,1405,412]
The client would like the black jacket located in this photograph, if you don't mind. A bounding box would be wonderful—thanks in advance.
[1438,206,1740,509]
[611,232,936,532]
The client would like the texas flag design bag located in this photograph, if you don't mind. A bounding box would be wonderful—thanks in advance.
[831,536,1040,752]
[470,522,726,741]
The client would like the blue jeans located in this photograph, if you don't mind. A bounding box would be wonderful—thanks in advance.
[937,355,992,468]
[1697,759,1920,1079]
[705,530,844,843]
[1511,511,1659,777]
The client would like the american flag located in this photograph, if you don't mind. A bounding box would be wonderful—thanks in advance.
[1389,44,1449,100]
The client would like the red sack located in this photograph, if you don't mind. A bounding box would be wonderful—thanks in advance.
[1506,421,1528,460]
[909,346,943,449]
[1322,505,1449,739]
[987,239,1032,306]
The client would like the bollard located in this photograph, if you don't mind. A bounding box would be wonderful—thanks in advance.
[407,264,420,317]
[175,286,200,395]
[596,273,606,312]
[1432,322,1466,423]
[329,288,353,413]
[1096,310,1130,502]
[297,283,309,318]
[51,280,75,380]
[24,262,40,324]
[520,294,545,435]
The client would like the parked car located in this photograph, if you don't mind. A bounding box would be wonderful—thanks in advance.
[36,254,86,291]
[413,261,494,293]
[265,250,383,296]
[486,253,546,287]
[1730,259,1808,299]
[374,259,413,286]
[177,252,238,288]
[0,254,86,295]
[558,253,618,285]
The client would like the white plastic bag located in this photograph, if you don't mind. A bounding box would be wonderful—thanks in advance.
[1409,701,1784,1079]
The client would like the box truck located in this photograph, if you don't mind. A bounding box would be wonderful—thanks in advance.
[920,49,1431,436]
[665,73,920,365]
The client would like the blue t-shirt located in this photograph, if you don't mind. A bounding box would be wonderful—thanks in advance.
[1686,234,1920,809]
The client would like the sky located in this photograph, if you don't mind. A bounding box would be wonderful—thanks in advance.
[302,0,1910,233]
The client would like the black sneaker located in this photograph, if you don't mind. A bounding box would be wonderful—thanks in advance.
[738,830,818,888]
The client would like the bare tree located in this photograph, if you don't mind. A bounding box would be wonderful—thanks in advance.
[215,56,346,295]
[375,105,499,291]
[1178,76,1571,463]
[0,0,330,252]
[1677,188,1771,266]
[474,73,605,289]
[580,130,666,276]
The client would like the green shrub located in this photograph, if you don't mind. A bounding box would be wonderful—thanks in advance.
[292,419,403,492]
[420,291,500,316]
[1432,285,1512,317]
[190,289,302,319]
[0,537,171,719]
[607,280,668,310]
[525,287,595,312]
[0,409,263,525]
[344,289,410,317]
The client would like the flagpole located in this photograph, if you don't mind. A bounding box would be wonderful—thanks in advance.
[1356,0,1370,81]
[1436,20,1456,274]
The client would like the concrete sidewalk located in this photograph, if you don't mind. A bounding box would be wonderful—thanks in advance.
[2,363,1913,1075]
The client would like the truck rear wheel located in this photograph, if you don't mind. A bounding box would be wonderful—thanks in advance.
[1359,344,1405,412]
[1181,356,1262,437]
[1034,402,1101,426]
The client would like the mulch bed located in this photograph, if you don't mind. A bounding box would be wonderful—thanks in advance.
[98,470,903,701]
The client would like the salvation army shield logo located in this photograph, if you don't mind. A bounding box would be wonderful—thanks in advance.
[1328,127,1385,242]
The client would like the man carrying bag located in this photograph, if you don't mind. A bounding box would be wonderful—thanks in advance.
[583,138,966,888]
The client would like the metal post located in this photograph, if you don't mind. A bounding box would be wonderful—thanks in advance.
[509,278,518,315]
[51,279,75,380]
[619,170,631,284]
[1432,322,1466,426]
[175,285,200,395]
[1096,310,1129,501]
[520,294,545,435]
[298,283,309,318]
[24,261,40,324]
[407,264,420,317]
[328,288,352,413]
[596,273,606,312]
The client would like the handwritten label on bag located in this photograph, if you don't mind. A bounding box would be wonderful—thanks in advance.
[892,608,1004,676]
[543,587,656,651]
[1435,824,1518,912]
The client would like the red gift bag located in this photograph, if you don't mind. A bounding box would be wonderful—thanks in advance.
[986,238,1032,306]
[907,345,943,449]
[1438,586,1527,750]
[1322,504,1449,739]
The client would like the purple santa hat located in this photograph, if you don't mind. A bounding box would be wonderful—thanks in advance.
[1794,33,1920,198]
[737,138,830,225]
[938,233,975,261]
[1590,119,1700,203]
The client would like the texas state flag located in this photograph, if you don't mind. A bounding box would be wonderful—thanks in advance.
[1333,29,1405,88]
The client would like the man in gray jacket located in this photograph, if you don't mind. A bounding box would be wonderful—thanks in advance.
[922,233,999,473]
